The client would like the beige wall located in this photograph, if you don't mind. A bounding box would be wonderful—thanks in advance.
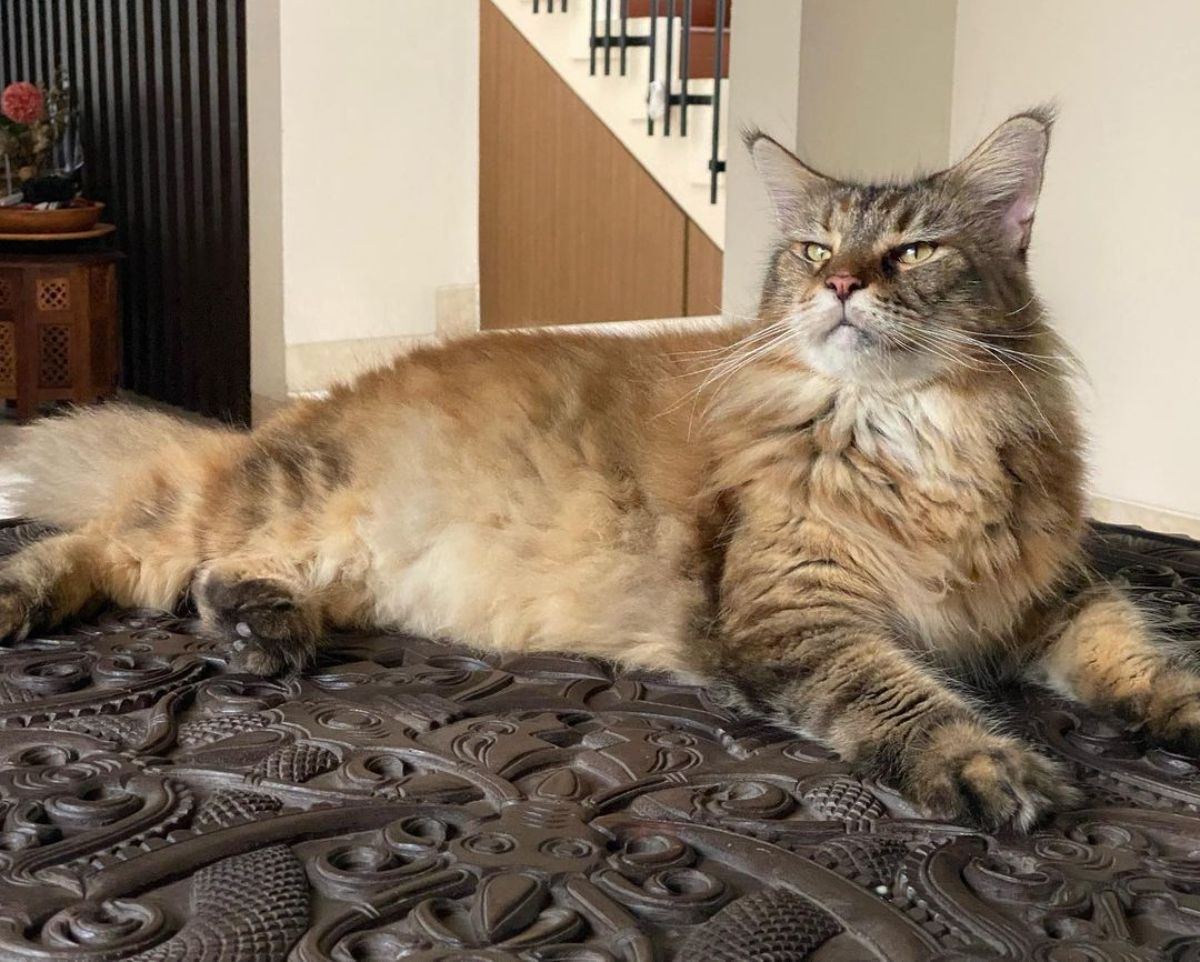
[278,0,479,351]
[722,0,805,321]
[795,0,956,181]
[952,0,1200,525]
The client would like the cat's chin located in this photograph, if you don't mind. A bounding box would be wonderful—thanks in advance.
[802,338,939,389]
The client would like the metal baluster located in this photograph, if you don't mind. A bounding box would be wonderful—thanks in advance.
[680,0,691,136]
[604,0,612,74]
[619,0,628,75]
[534,0,539,12]
[664,0,674,135]
[709,0,725,204]
[647,0,659,135]
[590,0,597,74]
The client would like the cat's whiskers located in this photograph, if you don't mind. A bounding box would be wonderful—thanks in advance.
[662,320,790,375]
[889,318,1069,378]
[681,313,814,435]
[880,316,999,375]
[1004,296,1037,317]
[690,327,809,438]
[649,320,794,421]
[892,322,1061,440]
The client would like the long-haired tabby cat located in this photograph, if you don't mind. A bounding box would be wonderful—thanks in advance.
[4,108,1198,830]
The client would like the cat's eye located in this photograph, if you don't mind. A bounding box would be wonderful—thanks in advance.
[893,241,938,266]
[799,242,832,264]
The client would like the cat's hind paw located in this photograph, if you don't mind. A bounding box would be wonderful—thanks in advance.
[197,574,318,676]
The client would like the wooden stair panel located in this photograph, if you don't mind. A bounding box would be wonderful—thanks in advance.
[683,25,730,79]
[480,0,691,328]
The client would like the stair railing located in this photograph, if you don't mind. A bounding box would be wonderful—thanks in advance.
[532,0,729,204]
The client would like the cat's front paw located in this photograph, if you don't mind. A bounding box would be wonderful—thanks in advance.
[904,721,1079,832]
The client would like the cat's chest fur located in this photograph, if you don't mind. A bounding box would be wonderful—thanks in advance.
[724,383,1071,648]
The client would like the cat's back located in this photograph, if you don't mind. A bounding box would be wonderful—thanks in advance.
[319,324,735,668]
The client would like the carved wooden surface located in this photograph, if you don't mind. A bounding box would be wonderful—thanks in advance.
[1,520,1199,960]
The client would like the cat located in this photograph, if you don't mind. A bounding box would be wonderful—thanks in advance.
[4,107,1199,831]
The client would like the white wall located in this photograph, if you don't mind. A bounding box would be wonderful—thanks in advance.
[279,0,479,349]
[952,0,1200,525]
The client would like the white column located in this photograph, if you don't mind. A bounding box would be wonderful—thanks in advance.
[245,0,287,420]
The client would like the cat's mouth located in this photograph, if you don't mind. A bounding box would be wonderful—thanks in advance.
[825,313,878,347]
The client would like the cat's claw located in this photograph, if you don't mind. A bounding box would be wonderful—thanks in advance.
[905,722,1080,832]
[196,574,317,676]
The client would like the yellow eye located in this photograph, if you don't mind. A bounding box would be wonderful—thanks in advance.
[800,242,832,263]
[895,241,937,265]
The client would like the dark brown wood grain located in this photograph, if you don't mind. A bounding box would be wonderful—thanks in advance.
[685,218,723,316]
[0,250,121,419]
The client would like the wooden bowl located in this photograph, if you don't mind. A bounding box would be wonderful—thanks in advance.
[0,202,104,235]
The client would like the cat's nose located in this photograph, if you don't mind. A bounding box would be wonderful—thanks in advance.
[825,274,864,301]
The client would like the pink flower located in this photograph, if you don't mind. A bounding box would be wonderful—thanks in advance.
[1,82,45,125]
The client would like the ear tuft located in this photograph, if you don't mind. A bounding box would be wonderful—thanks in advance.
[948,105,1056,254]
[746,130,833,227]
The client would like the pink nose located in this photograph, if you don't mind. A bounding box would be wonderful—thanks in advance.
[825,273,864,302]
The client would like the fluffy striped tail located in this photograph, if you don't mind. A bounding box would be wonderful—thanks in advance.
[3,405,222,528]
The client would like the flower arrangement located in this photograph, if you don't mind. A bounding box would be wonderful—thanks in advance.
[0,71,80,200]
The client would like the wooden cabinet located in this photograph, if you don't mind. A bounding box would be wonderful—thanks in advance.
[0,251,121,421]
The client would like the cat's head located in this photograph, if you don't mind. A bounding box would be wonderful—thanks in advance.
[750,107,1054,387]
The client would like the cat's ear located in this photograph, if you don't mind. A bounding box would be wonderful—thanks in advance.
[746,130,833,227]
[946,106,1054,255]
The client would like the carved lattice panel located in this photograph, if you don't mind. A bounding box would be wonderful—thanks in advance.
[38,324,71,388]
[36,276,71,312]
[0,276,14,310]
[0,321,14,393]
[89,265,111,314]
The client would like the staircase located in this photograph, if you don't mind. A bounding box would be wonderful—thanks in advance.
[489,0,730,249]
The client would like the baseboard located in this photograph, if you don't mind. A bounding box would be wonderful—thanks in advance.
[436,283,480,338]
[250,392,290,426]
[1089,495,1200,541]
[285,333,438,395]
[284,283,478,396]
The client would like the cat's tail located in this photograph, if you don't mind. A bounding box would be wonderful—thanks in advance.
[3,405,224,528]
